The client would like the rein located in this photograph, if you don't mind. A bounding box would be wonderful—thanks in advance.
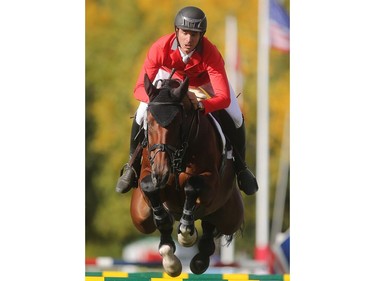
[146,101,200,189]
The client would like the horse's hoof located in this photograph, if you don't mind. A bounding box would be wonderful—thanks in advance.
[178,225,198,247]
[159,244,182,277]
[190,253,209,275]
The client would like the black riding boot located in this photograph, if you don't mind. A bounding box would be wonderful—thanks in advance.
[217,111,259,195]
[231,121,259,195]
[115,118,143,194]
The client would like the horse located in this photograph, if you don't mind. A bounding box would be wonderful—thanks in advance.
[129,73,245,277]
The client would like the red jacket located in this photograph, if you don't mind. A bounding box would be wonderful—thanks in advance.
[133,33,231,114]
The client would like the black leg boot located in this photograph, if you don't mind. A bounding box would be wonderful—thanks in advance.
[232,121,259,195]
[217,111,259,195]
[115,118,144,194]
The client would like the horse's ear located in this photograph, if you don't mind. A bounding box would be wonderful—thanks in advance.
[144,73,157,100]
[172,76,189,100]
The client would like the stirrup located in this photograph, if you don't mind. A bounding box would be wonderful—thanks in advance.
[236,168,259,195]
[115,163,138,194]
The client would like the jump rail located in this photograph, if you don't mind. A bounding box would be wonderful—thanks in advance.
[85,271,290,281]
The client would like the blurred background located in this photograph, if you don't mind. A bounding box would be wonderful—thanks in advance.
[86,0,289,273]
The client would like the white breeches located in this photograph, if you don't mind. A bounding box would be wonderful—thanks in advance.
[135,69,243,128]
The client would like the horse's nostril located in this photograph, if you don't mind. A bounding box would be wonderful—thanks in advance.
[151,173,158,186]
[151,171,169,187]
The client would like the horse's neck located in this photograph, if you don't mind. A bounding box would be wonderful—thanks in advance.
[181,109,199,142]
[189,113,221,155]
[181,98,222,160]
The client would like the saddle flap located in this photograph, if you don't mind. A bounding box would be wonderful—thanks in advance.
[207,113,232,158]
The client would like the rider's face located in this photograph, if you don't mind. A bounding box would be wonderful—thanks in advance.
[176,28,201,54]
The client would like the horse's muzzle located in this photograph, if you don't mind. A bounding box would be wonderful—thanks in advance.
[151,170,170,188]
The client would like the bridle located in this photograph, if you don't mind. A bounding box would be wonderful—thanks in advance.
[144,100,200,189]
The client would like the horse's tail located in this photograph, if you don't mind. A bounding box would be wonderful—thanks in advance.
[214,220,245,246]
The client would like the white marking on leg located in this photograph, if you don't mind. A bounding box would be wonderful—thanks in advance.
[177,224,198,247]
[159,244,182,277]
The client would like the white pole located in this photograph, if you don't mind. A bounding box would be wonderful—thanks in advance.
[220,15,238,265]
[225,15,239,96]
[225,15,238,92]
[256,0,270,262]
[270,112,290,243]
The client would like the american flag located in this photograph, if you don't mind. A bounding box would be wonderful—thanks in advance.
[269,0,290,52]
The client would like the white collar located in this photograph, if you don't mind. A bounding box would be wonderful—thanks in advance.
[178,47,194,64]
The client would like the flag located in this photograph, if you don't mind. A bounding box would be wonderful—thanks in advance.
[269,0,290,52]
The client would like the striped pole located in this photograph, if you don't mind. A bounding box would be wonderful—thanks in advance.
[86,257,162,268]
[85,271,290,281]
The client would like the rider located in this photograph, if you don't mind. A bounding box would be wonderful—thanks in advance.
[116,6,258,196]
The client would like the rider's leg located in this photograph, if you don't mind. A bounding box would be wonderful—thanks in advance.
[217,81,258,195]
[201,82,258,195]
[115,106,146,194]
[218,110,258,195]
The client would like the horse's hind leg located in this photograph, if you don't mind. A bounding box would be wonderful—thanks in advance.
[190,220,216,275]
[140,175,182,277]
[177,176,202,247]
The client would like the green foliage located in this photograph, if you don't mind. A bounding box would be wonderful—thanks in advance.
[86,0,289,259]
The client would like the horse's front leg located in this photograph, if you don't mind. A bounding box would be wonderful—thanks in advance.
[177,176,203,247]
[140,175,182,277]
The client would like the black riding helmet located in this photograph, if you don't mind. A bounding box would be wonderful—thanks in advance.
[174,6,207,35]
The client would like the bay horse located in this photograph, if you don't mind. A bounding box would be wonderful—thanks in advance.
[130,73,244,276]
